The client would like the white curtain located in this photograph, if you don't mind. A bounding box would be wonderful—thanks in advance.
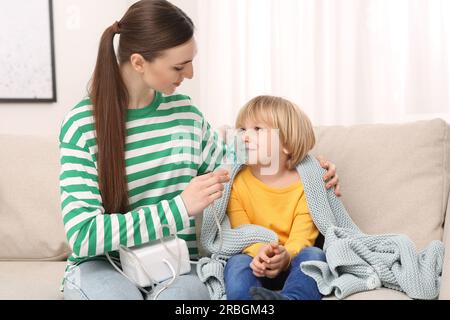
[191,0,450,128]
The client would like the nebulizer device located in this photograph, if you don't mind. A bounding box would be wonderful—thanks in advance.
[106,127,245,299]
[106,225,192,299]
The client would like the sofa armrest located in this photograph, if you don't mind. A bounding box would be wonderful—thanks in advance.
[439,195,450,300]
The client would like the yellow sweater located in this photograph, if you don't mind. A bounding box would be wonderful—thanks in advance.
[227,167,319,258]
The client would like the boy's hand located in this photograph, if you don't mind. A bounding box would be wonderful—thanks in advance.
[262,244,291,279]
[250,244,276,277]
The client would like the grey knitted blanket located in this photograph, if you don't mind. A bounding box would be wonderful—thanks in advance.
[196,164,278,300]
[197,155,444,300]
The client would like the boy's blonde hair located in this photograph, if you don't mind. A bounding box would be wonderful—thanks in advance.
[235,95,316,170]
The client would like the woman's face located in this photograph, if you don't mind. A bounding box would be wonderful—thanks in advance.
[142,37,197,95]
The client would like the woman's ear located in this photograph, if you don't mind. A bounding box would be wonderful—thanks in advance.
[282,147,291,156]
[130,54,146,74]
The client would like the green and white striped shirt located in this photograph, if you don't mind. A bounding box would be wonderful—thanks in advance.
[59,91,226,287]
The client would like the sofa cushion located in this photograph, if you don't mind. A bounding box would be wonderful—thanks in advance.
[0,262,66,300]
[0,135,70,261]
[311,119,449,251]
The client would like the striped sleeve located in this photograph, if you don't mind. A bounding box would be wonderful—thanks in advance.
[59,136,191,259]
[197,117,227,175]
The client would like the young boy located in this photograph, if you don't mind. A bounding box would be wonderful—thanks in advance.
[224,95,326,300]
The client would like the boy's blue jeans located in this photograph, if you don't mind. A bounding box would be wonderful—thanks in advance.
[224,246,326,300]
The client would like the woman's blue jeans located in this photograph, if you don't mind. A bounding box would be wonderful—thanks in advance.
[224,246,326,300]
[63,258,210,300]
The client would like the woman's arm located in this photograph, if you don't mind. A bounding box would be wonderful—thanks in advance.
[197,118,227,175]
[60,140,191,259]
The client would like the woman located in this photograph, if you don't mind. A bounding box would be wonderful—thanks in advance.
[60,0,341,300]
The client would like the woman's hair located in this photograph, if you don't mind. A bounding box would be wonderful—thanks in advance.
[235,96,316,170]
[90,0,194,214]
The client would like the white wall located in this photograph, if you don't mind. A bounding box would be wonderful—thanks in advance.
[167,0,200,106]
[127,0,201,105]
[0,0,202,137]
[1,1,449,137]
[0,0,129,137]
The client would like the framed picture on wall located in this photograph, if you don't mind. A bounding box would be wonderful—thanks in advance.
[0,0,57,103]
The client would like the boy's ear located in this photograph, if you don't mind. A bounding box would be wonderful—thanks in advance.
[282,147,291,155]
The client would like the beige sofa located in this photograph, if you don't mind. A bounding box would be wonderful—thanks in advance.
[0,119,449,300]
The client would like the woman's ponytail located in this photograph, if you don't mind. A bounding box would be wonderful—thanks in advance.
[90,22,129,214]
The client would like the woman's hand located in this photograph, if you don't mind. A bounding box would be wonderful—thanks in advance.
[181,169,230,217]
[316,155,342,197]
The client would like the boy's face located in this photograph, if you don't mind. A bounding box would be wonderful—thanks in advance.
[238,119,285,172]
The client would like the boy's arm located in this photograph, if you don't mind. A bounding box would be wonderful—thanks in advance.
[284,194,319,257]
[227,186,266,257]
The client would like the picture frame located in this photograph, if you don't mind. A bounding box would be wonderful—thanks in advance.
[0,0,57,103]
